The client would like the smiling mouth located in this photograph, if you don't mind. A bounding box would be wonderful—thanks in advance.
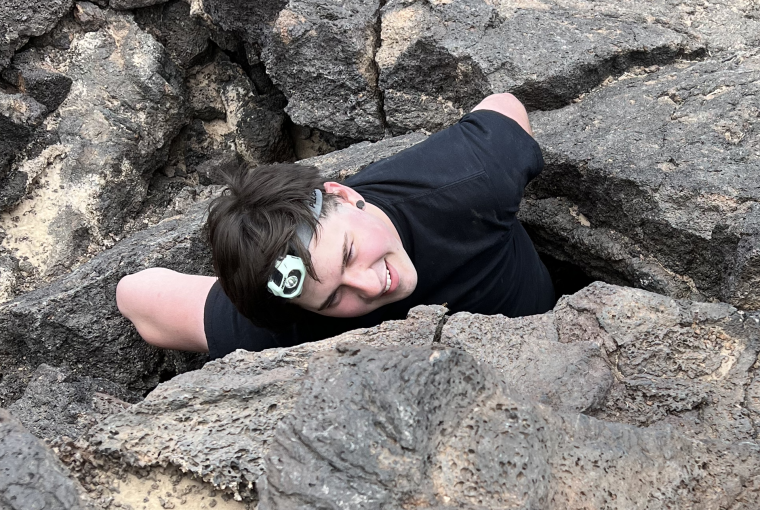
[383,264,391,294]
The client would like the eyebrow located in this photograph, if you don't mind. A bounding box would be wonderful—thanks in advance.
[317,232,349,311]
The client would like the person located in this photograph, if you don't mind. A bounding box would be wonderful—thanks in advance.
[116,93,555,360]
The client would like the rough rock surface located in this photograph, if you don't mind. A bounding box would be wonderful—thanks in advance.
[0,10,187,291]
[187,0,288,60]
[86,305,447,501]
[182,53,293,178]
[258,345,760,509]
[0,200,212,408]
[263,0,385,140]
[443,282,760,443]
[9,364,138,443]
[0,0,73,70]
[377,0,702,134]
[527,53,760,309]
[0,409,85,510]
[134,0,212,69]
[298,132,426,181]
[83,284,760,502]
[1,55,73,112]
[0,92,47,209]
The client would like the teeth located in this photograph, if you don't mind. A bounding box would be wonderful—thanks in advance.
[384,268,391,293]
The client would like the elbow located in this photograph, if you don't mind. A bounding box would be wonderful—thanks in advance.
[116,268,167,347]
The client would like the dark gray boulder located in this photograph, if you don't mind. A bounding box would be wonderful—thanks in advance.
[134,0,212,69]
[0,199,212,408]
[443,282,760,443]
[0,11,188,289]
[527,53,760,309]
[258,345,760,509]
[0,92,47,210]
[298,132,426,180]
[378,0,703,134]
[263,0,386,140]
[0,0,74,71]
[518,197,707,301]
[1,58,72,112]
[0,409,85,510]
[109,0,168,10]
[85,305,447,501]
[9,364,138,443]
[81,284,760,502]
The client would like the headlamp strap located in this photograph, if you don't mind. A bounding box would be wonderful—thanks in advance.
[267,189,323,299]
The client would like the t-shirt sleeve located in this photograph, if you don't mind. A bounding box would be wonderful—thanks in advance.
[454,109,544,215]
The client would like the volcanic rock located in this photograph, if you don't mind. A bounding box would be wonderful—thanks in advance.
[186,0,289,62]
[0,199,212,408]
[377,0,703,135]
[134,0,212,69]
[0,409,86,510]
[72,1,107,32]
[258,345,760,509]
[86,305,447,501]
[1,56,73,112]
[82,283,760,502]
[0,92,47,210]
[0,11,187,288]
[182,53,294,179]
[0,0,73,71]
[527,53,760,309]
[110,0,168,10]
[263,0,386,140]
[442,282,760,443]
[300,131,426,181]
[9,364,138,443]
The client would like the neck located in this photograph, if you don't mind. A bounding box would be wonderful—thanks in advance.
[365,202,402,243]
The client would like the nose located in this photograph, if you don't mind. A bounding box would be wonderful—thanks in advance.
[343,265,383,300]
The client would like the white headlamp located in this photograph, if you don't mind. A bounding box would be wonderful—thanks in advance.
[267,189,323,299]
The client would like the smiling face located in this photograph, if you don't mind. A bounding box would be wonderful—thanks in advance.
[294,182,417,318]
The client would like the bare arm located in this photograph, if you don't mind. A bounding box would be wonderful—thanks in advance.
[116,268,216,352]
[471,93,533,137]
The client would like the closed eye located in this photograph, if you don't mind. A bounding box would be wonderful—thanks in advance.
[318,234,351,311]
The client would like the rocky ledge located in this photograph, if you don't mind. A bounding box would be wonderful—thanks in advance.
[5,283,748,507]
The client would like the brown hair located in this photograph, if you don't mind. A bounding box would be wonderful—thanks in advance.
[206,163,337,329]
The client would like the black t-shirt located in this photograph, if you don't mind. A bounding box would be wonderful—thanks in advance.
[204,110,554,360]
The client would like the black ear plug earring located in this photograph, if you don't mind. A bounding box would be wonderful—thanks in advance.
[356,200,365,210]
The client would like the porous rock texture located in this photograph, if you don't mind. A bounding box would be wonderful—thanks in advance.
[78,284,760,503]
[263,0,386,140]
[377,0,702,134]
[442,282,760,443]
[526,53,760,309]
[0,409,86,510]
[258,345,760,509]
[86,305,447,501]
[0,200,211,408]
[0,9,187,293]
[0,0,73,70]
[9,364,138,443]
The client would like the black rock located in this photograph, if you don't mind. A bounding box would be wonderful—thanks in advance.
[0,409,85,510]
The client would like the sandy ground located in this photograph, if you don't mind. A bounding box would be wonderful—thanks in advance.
[98,466,251,510]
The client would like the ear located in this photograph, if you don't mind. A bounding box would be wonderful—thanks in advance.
[323,182,364,206]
